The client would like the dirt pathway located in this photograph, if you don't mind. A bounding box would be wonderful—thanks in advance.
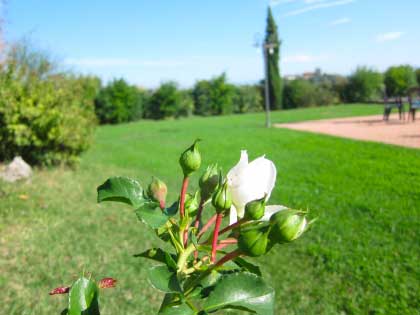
[276,114,420,149]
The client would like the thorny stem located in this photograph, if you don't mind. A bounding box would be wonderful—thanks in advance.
[216,239,238,250]
[214,249,242,268]
[194,199,205,230]
[166,222,183,253]
[211,213,223,263]
[184,250,242,295]
[179,176,189,247]
[197,213,217,239]
[219,218,247,235]
[176,243,196,273]
[193,199,206,259]
[179,176,189,219]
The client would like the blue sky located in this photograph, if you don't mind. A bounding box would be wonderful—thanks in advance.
[4,0,420,88]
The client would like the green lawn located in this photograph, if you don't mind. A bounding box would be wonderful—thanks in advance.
[1,104,419,315]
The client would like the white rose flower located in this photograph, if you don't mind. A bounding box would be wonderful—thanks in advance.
[227,150,284,224]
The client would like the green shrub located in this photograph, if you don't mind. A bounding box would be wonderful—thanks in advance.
[283,79,338,109]
[192,73,235,116]
[384,65,417,97]
[176,90,194,118]
[416,68,420,86]
[95,79,144,124]
[145,81,182,119]
[283,79,318,109]
[346,67,384,102]
[0,43,97,165]
[233,85,263,113]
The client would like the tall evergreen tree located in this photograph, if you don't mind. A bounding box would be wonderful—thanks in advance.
[264,7,282,110]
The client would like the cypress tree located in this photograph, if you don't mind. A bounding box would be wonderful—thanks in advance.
[264,7,282,110]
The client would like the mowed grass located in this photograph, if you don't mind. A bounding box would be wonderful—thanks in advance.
[1,104,419,315]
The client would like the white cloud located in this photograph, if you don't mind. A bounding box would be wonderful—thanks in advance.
[375,32,405,43]
[330,17,351,26]
[284,0,355,17]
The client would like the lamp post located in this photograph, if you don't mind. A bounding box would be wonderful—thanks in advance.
[262,42,277,128]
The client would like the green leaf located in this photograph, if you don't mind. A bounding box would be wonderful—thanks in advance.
[163,201,179,217]
[68,277,100,315]
[97,177,145,208]
[233,257,262,276]
[158,294,195,315]
[135,202,169,228]
[134,248,176,264]
[147,265,182,293]
[204,272,274,315]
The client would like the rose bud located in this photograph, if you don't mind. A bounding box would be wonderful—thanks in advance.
[147,177,167,209]
[244,195,266,221]
[179,139,201,177]
[49,286,70,295]
[199,164,219,201]
[184,192,199,215]
[238,225,270,257]
[269,209,307,243]
[211,180,232,213]
[98,277,117,289]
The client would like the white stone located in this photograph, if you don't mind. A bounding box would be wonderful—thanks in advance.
[0,156,32,182]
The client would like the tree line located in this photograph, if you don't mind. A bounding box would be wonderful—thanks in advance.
[93,64,420,124]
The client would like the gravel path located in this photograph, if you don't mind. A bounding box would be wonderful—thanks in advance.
[276,114,420,149]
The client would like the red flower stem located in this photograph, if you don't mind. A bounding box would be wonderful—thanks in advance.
[194,199,205,230]
[197,214,217,239]
[183,230,188,248]
[219,218,246,235]
[219,238,238,245]
[179,176,189,219]
[216,240,238,251]
[211,213,223,263]
[159,200,165,210]
[214,249,242,268]
[193,199,206,259]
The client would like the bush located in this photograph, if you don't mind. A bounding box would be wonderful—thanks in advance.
[145,81,182,120]
[283,79,318,109]
[346,67,383,102]
[416,69,420,86]
[176,90,194,118]
[233,85,263,113]
[192,73,235,116]
[0,43,97,165]
[95,79,144,124]
[384,65,417,97]
[283,79,338,109]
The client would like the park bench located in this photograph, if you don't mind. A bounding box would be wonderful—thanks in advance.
[383,97,404,121]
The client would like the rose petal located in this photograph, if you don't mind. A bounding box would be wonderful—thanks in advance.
[229,204,238,225]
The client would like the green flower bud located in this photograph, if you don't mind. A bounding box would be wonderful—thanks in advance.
[269,209,307,243]
[238,225,270,257]
[199,164,219,201]
[184,192,199,215]
[244,196,266,221]
[211,180,232,213]
[147,177,167,208]
[179,140,201,177]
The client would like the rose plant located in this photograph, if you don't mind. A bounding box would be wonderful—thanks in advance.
[50,140,314,314]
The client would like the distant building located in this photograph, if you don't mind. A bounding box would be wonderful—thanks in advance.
[302,72,316,80]
[284,75,298,81]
